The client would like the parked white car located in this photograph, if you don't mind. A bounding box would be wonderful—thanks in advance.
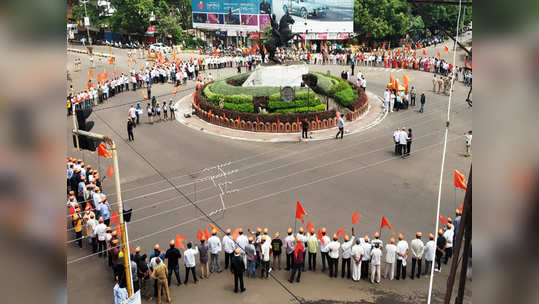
[149,43,171,54]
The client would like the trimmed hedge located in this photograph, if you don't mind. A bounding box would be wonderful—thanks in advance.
[203,86,252,105]
[313,72,337,94]
[194,85,336,125]
[268,91,316,103]
[223,102,254,113]
[334,87,358,107]
[268,98,322,110]
[274,104,326,114]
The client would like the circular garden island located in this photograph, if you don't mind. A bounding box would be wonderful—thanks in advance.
[192,69,369,133]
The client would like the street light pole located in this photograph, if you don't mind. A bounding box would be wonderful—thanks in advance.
[81,0,92,46]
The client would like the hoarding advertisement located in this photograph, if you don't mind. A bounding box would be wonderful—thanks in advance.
[192,0,273,32]
[272,0,354,33]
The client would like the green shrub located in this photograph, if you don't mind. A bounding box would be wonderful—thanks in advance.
[294,91,316,100]
[209,79,308,97]
[223,94,252,104]
[268,98,321,110]
[312,72,337,95]
[333,87,357,107]
[223,102,254,113]
[274,104,326,114]
[269,92,282,102]
[328,81,349,96]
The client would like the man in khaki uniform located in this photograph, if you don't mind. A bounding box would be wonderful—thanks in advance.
[151,257,171,304]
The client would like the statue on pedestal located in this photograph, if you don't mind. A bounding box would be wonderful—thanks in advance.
[265,11,296,64]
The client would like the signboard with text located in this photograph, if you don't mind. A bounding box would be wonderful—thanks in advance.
[192,0,273,32]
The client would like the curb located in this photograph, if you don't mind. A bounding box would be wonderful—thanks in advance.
[175,92,386,143]
[68,48,115,59]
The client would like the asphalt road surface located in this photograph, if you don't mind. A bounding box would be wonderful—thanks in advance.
[67,44,472,304]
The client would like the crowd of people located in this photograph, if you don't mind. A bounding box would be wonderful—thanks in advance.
[66,154,463,303]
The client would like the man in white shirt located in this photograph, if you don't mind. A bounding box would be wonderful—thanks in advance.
[128,104,137,121]
[208,229,222,273]
[390,91,396,112]
[95,217,107,257]
[320,228,331,272]
[351,238,364,281]
[361,235,372,281]
[464,130,472,157]
[260,236,271,278]
[223,229,236,272]
[370,242,382,283]
[236,228,249,268]
[393,128,401,155]
[423,233,436,275]
[183,242,199,284]
[399,127,409,157]
[410,232,425,279]
[443,224,454,264]
[396,233,409,280]
[327,234,341,278]
[384,237,397,280]
[86,213,98,253]
[341,231,355,279]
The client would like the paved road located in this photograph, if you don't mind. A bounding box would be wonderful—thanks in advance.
[67,44,472,304]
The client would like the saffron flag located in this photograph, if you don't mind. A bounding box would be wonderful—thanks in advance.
[469,61,472,68]
[232,228,240,240]
[389,74,395,84]
[352,212,361,224]
[393,78,399,90]
[197,229,204,241]
[111,211,119,225]
[417,43,422,49]
[403,74,410,86]
[459,204,464,213]
[204,227,211,240]
[437,51,441,57]
[103,69,109,79]
[88,69,94,79]
[294,241,304,258]
[317,229,325,245]
[175,234,186,249]
[336,228,347,238]
[382,42,386,50]
[306,221,315,233]
[69,205,75,215]
[107,165,114,179]
[209,223,220,234]
[439,215,448,226]
[113,68,118,76]
[98,143,112,158]
[422,49,427,56]
[454,169,467,190]
[380,216,394,232]
[444,45,449,53]
[263,45,267,53]
[407,44,411,52]
[295,201,307,223]
[108,57,115,65]
[173,87,178,95]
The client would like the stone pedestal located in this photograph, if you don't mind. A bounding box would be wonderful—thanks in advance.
[242,64,309,87]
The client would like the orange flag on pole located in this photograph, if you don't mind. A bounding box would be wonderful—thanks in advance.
[108,57,115,65]
[454,169,468,190]
[352,212,361,224]
[294,241,304,258]
[204,227,211,240]
[306,221,315,233]
[407,44,411,52]
[439,215,448,226]
[197,229,204,241]
[107,165,114,179]
[111,211,119,225]
[103,69,109,79]
[295,201,307,223]
[389,74,395,84]
[417,43,422,49]
[232,228,240,240]
[380,216,394,233]
[336,228,347,238]
[69,204,75,215]
[175,234,186,249]
[317,229,325,245]
[98,143,112,158]
[209,223,220,234]
[444,45,449,53]
[437,51,441,57]
[89,69,94,79]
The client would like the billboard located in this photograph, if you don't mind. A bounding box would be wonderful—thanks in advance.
[272,0,354,33]
[192,0,274,32]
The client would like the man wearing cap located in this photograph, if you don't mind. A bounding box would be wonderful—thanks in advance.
[271,232,283,271]
[435,229,446,272]
[198,237,210,279]
[165,240,182,286]
[361,235,372,281]
[183,242,199,284]
[223,229,236,271]
[443,224,454,264]
[341,229,355,279]
[86,213,98,253]
[453,209,461,247]
[236,228,249,269]
[371,232,383,248]
[260,235,271,278]
[73,214,83,248]
[384,238,397,280]
[284,228,296,271]
[97,198,111,226]
[245,237,257,278]
[320,228,330,272]
[410,232,425,279]
[151,257,171,304]
[327,234,341,278]
[95,217,107,257]
[370,242,382,283]
[423,233,436,275]
[396,233,409,280]
[208,229,222,273]
[231,248,246,292]
[351,238,364,281]
[306,228,319,271]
